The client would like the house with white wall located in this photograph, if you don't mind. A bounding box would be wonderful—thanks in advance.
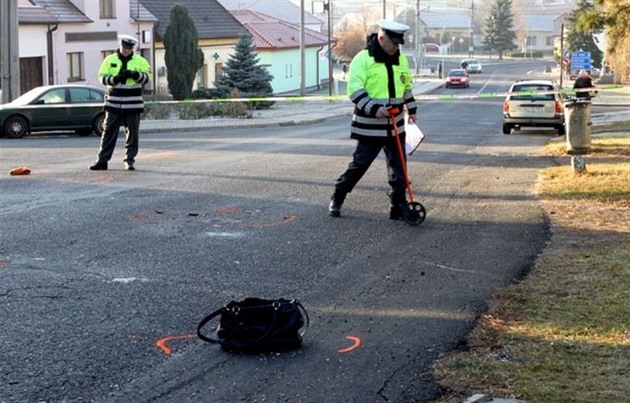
[517,14,557,55]
[15,0,332,98]
[17,0,156,94]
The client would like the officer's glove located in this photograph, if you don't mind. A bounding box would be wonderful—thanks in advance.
[130,71,141,81]
[112,74,124,85]
[375,106,390,119]
[119,69,132,80]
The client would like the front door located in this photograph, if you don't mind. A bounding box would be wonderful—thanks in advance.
[20,57,44,95]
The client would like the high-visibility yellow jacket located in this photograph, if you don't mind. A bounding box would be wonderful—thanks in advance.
[348,34,417,139]
[98,51,151,114]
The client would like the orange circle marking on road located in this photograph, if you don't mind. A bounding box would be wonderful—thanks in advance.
[155,334,196,356]
[337,335,362,353]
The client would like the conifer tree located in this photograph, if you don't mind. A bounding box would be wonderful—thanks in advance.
[567,0,604,69]
[164,4,204,100]
[215,31,273,98]
[483,0,517,60]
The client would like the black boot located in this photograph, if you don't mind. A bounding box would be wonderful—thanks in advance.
[388,191,407,220]
[328,191,347,217]
[89,161,108,171]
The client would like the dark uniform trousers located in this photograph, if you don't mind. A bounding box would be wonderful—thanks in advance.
[96,111,140,164]
[334,134,407,198]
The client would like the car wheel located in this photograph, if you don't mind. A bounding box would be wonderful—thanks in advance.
[502,124,512,135]
[93,114,105,137]
[4,115,29,139]
[557,125,565,136]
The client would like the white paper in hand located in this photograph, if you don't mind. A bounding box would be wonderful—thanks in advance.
[404,121,425,156]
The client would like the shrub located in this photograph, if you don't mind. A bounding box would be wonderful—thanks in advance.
[143,101,173,120]
[176,101,218,120]
[191,88,222,99]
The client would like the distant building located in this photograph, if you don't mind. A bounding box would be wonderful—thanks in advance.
[517,14,557,55]
[419,9,472,54]
[229,9,330,94]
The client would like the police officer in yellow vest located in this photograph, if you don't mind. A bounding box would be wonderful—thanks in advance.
[90,34,151,171]
[329,20,418,219]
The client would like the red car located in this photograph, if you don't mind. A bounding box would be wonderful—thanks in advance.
[445,69,470,88]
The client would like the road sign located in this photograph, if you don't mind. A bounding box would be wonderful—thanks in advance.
[571,51,592,71]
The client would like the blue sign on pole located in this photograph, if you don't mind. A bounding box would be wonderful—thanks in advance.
[571,51,592,71]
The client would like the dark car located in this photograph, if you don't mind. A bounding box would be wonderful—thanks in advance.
[445,69,470,88]
[0,84,105,139]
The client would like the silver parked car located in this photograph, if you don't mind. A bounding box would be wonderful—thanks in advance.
[502,79,565,135]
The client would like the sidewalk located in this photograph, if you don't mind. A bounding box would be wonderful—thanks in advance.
[139,78,444,134]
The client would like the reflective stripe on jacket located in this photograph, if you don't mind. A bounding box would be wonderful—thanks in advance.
[348,34,417,139]
[98,52,151,113]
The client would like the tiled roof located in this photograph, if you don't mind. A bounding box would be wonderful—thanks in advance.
[219,0,322,26]
[230,10,329,50]
[28,0,92,23]
[130,0,159,23]
[140,0,244,41]
[18,4,59,24]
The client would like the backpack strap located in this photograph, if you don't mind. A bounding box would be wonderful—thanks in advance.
[197,307,225,343]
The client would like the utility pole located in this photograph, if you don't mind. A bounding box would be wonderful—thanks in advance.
[415,0,420,74]
[299,0,305,95]
[414,1,428,75]
[383,0,386,19]
[560,23,564,88]
[325,0,333,96]
[469,0,474,58]
[1,0,20,103]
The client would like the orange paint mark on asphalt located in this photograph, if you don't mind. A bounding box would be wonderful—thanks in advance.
[155,334,196,356]
[239,214,299,228]
[128,210,154,221]
[0,260,8,268]
[337,335,362,353]
[216,206,240,214]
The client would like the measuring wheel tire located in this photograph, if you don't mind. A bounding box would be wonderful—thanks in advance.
[403,202,426,226]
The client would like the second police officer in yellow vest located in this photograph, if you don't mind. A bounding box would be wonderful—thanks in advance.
[90,34,151,171]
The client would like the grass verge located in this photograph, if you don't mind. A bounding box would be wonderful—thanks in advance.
[432,136,630,402]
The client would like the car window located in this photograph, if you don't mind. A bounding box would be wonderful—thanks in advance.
[40,88,66,104]
[510,84,555,101]
[70,88,103,103]
[449,70,466,77]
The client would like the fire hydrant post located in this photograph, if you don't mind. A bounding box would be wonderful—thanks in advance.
[563,99,592,155]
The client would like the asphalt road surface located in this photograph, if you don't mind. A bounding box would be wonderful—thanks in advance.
[1,63,553,402]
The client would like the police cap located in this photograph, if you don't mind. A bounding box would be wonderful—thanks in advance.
[378,20,409,45]
[118,34,138,49]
